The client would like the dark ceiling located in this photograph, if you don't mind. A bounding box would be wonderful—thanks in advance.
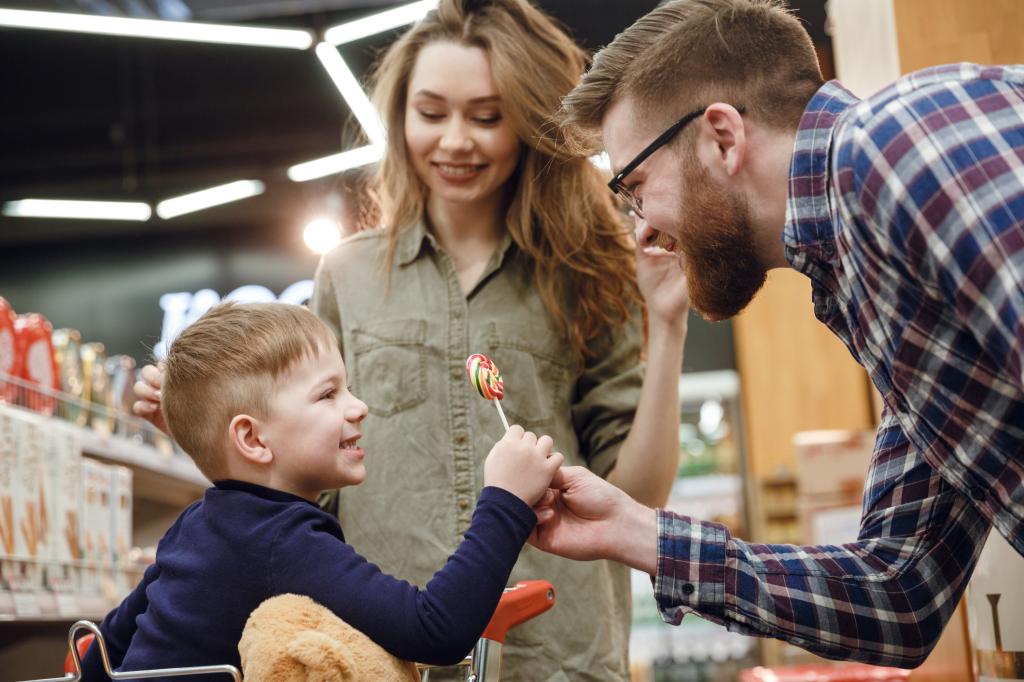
[0,0,830,249]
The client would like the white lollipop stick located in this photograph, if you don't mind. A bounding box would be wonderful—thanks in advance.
[493,398,510,431]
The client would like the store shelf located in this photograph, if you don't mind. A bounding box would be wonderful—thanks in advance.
[1,372,209,506]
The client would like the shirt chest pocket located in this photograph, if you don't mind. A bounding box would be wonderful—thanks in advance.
[350,320,428,417]
[485,324,573,430]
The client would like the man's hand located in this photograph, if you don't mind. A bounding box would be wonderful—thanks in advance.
[529,467,658,574]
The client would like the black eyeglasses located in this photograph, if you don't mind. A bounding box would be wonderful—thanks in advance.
[607,104,745,218]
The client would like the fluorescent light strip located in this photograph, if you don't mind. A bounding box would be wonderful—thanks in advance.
[287,145,382,183]
[314,42,387,146]
[156,180,265,219]
[2,199,152,221]
[324,0,437,46]
[0,8,313,49]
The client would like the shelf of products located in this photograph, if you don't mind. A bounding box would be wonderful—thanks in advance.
[0,373,205,631]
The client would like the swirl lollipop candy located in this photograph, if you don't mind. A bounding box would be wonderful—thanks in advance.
[466,353,510,430]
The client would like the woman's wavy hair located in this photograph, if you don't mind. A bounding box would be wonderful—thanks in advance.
[369,0,641,357]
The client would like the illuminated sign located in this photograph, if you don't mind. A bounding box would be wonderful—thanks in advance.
[155,280,314,358]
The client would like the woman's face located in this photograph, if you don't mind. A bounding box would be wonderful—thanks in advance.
[404,41,521,207]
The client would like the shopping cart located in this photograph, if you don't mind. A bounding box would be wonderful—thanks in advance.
[19,579,555,682]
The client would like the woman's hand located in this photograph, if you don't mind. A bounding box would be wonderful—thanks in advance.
[635,236,690,330]
[132,362,170,436]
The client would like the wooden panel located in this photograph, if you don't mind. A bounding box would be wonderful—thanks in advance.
[893,0,1024,71]
[733,269,874,483]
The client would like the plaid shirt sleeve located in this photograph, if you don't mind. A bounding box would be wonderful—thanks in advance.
[654,409,991,667]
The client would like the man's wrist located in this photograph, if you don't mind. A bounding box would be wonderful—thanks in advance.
[606,498,659,575]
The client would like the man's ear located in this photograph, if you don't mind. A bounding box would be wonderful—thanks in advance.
[229,414,273,465]
[700,103,746,177]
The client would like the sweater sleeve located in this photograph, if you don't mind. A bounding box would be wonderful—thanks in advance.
[269,486,535,666]
[80,561,161,681]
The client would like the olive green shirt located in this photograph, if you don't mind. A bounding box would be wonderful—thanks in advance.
[312,222,643,681]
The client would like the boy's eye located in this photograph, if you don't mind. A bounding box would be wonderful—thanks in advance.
[418,110,444,120]
[320,389,336,400]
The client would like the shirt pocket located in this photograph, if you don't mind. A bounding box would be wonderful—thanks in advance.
[485,323,572,431]
[350,319,428,417]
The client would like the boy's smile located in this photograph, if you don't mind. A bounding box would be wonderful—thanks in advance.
[259,344,369,500]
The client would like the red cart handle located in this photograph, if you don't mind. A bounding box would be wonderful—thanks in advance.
[482,580,555,644]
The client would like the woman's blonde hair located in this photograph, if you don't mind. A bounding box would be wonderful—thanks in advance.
[370,0,641,357]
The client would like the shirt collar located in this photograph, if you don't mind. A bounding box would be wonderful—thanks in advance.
[395,218,516,269]
[782,80,861,273]
[212,479,318,507]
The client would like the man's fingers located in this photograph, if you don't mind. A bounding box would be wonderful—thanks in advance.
[534,507,555,524]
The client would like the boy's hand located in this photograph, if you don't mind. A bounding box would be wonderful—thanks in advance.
[484,425,564,506]
[132,362,170,436]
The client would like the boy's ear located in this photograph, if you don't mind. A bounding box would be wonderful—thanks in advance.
[229,414,273,465]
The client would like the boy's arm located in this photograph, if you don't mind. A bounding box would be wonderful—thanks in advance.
[80,561,160,680]
[269,487,535,666]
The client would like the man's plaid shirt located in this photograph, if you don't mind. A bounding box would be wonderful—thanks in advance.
[654,64,1024,667]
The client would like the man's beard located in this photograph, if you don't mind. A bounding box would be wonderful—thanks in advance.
[674,163,767,321]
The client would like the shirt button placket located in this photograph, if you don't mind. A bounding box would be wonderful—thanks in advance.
[441,254,474,535]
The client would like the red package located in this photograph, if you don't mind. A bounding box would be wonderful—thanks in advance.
[739,663,911,682]
[0,297,18,404]
[15,313,59,416]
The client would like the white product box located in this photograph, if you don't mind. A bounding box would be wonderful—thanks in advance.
[46,424,83,596]
[0,406,19,598]
[14,414,49,589]
[81,458,114,594]
[110,465,133,594]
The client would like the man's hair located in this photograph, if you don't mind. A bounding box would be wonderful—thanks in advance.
[560,0,824,152]
[161,302,338,480]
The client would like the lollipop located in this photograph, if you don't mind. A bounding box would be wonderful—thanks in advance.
[466,353,510,431]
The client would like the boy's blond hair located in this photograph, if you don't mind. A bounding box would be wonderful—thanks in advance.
[162,302,338,480]
[560,0,824,152]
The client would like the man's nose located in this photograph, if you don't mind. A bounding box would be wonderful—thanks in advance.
[634,220,659,248]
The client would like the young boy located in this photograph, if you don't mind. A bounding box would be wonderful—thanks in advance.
[81,302,563,680]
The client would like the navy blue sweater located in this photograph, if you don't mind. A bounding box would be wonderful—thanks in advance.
[81,480,535,681]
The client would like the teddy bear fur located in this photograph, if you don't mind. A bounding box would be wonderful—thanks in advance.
[239,593,421,682]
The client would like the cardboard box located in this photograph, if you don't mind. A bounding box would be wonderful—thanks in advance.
[81,457,114,593]
[15,414,49,585]
[793,430,873,498]
[110,465,133,594]
[46,423,83,595]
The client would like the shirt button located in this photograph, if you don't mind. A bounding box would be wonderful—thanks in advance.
[454,432,467,445]
[453,308,464,319]
[969,486,986,503]
[682,583,695,596]
[451,367,462,381]
[822,242,836,258]
[459,498,470,510]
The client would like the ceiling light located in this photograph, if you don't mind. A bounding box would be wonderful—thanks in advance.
[0,8,313,49]
[314,42,386,146]
[156,180,264,219]
[2,199,151,221]
[287,145,382,183]
[324,0,437,46]
[303,218,342,254]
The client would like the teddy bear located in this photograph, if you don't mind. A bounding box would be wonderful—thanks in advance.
[238,593,421,682]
